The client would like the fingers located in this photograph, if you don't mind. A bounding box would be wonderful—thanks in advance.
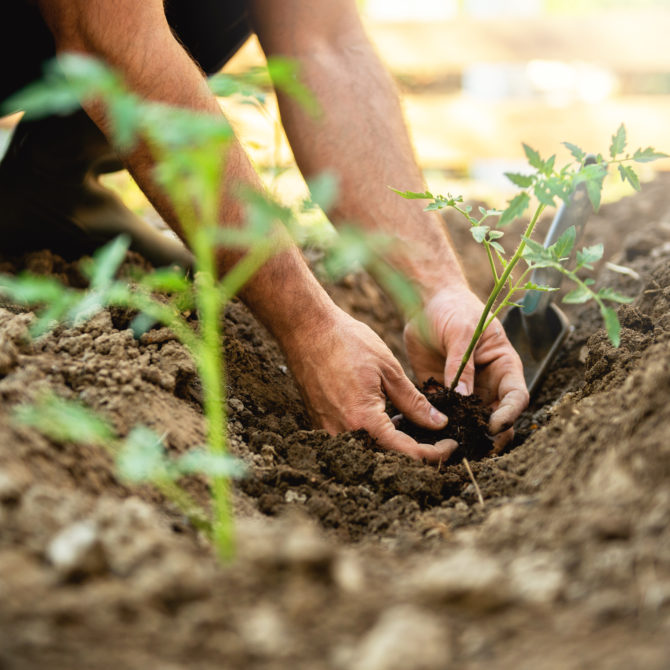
[382,367,448,431]
[366,412,458,463]
[492,427,514,453]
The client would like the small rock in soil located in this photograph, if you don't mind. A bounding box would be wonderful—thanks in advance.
[401,547,512,611]
[347,604,452,670]
[47,520,108,580]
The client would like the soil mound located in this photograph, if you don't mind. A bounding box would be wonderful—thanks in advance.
[1,177,670,669]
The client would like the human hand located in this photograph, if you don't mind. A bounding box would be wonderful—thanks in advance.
[404,284,529,450]
[281,308,459,462]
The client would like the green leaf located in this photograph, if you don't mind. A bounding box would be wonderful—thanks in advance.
[575,162,607,211]
[488,230,504,240]
[521,236,554,265]
[523,144,544,171]
[563,142,586,163]
[632,147,669,163]
[499,192,530,227]
[117,426,168,483]
[176,450,247,478]
[130,312,157,338]
[533,181,557,207]
[0,274,69,306]
[140,268,192,294]
[610,123,627,158]
[84,235,131,290]
[266,57,319,116]
[618,164,641,191]
[585,178,603,211]
[13,393,116,446]
[551,225,576,259]
[576,243,604,268]
[601,305,621,347]
[563,285,593,304]
[307,172,339,213]
[388,188,433,200]
[470,225,489,243]
[490,241,505,255]
[598,287,634,304]
[505,172,534,188]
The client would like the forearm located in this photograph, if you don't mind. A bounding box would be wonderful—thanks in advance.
[38,0,337,347]
[251,1,468,302]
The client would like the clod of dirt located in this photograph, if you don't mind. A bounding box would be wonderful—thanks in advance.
[394,379,493,460]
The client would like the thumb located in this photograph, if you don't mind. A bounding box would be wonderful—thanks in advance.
[382,368,449,431]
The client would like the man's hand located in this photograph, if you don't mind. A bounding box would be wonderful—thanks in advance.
[280,307,458,462]
[404,284,529,450]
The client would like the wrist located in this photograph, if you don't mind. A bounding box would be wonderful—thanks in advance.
[237,248,340,352]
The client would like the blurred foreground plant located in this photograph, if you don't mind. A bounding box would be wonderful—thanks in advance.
[0,53,327,559]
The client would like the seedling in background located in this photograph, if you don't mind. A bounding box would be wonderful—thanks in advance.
[394,124,667,390]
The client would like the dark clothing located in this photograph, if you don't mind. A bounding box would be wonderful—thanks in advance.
[2,1,252,107]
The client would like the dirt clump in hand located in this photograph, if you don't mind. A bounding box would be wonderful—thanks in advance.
[393,378,493,461]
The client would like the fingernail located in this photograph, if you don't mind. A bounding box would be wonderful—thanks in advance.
[429,406,448,427]
[454,382,469,396]
[434,439,457,458]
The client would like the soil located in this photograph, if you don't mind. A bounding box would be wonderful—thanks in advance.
[2,175,670,669]
[393,380,493,461]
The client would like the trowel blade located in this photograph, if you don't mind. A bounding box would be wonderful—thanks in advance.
[502,302,573,396]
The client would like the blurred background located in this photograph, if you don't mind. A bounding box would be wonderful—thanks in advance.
[222,0,670,209]
[2,0,669,215]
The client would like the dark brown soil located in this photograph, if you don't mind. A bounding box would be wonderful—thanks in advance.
[1,175,670,669]
[394,378,493,461]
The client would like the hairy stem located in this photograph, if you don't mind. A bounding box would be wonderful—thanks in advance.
[449,203,546,390]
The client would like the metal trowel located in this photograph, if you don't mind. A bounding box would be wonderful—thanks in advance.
[502,158,595,396]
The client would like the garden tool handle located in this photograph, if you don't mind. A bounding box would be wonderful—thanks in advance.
[522,154,596,317]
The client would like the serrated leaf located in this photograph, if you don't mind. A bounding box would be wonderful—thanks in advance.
[490,241,505,255]
[543,154,556,175]
[598,287,634,304]
[585,178,603,211]
[470,225,489,243]
[499,192,530,227]
[551,225,576,260]
[575,162,607,211]
[505,172,534,188]
[533,181,556,207]
[618,164,641,191]
[576,243,604,268]
[563,142,586,162]
[523,144,544,171]
[563,285,593,304]
[610,123,627,158]
[601,305,621,347]
[632,147,669,163]
[488,230,504,240]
